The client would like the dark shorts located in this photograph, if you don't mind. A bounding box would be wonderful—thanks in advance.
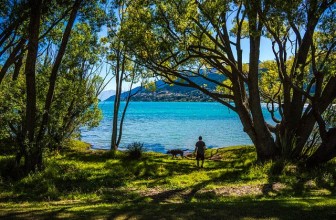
[196,152,204,160]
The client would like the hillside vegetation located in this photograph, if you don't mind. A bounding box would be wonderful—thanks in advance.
[105,73,225,102]
[0,141,335,219]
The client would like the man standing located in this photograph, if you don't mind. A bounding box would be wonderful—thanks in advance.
[195,136,206,168]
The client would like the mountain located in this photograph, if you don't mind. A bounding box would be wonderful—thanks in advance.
[105,73,226,102]
[98,90,116,101]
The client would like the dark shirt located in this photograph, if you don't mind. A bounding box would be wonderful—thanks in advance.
[195,140,206,154]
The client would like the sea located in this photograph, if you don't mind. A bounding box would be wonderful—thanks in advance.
[81,101,275,153]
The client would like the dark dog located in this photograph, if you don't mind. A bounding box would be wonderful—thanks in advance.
[167,149,188,159]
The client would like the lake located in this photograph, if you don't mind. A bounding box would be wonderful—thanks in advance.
[80,101,269,153]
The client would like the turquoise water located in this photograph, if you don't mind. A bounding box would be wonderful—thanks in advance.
[81,101,268,152]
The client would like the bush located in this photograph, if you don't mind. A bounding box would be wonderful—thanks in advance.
[0,156,24,180]
[126,142,145,160]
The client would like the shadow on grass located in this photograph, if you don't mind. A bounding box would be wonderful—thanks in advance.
[107,198,336,220]
[64,148,113,163]
[1,197,336,220]
[0,147,256,203]
[2,144,335,214]
[261,159,336,197]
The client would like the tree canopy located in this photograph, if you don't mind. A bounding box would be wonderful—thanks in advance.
[0,0,106,171]
[117,0,336,165]
[0,0,335,171]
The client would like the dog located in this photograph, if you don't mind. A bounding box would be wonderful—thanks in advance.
[167,149,188,159]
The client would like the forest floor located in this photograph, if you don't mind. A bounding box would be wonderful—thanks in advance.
[0,141,336,219]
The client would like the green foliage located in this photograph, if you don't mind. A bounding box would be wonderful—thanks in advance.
[116,0,336,165]
[216,79,233,95]
[230,20,249,38]
[259,60,282,99]
[144,81,156,92]
[0,76,25,141]
[126,142,145,160]
[0,21,103,153]
[325,104,336,128]
[0,0,109,173]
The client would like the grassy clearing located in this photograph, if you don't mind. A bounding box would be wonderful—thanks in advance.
[0,141,335,219]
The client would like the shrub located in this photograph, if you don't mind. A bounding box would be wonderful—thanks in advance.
[126,142,145,160]
[0,156,23,180]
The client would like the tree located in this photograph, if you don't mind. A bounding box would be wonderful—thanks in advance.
[119,0,335,165]
[259,0,336,165]
[0,0,106,172]
[23,0,43,171]
[39,22,103,151]
[103,1,143,151]
[0,20,103,170]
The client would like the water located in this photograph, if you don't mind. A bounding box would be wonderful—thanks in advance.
[81,102,275,153]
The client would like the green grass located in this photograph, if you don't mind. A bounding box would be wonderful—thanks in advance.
[0,141,335,219]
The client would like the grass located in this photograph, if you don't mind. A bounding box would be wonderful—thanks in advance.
[0,140,335,219]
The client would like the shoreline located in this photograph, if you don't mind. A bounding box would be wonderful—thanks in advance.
[86,141,253,154]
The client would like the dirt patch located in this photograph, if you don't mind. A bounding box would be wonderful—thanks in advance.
[208,154,223,161]
[211,183,287,196]
[138,182,287,202]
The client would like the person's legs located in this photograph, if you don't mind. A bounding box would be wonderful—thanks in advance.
[200,154,205,168]
[196,152,200,167]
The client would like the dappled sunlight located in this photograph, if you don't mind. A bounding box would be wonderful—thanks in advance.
[1,0,335,219]
[1,145,336,219]
[1,197,336,219]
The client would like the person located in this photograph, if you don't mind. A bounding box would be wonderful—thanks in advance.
[194,136,206,168]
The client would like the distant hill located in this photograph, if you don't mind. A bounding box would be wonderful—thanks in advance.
[98,90,116,101]
[105,73,226,102]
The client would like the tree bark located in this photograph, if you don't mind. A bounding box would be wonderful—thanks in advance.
[293,77,336,158]
[246,1,277,161]
[116,74,138,147]
[12,49,24,80]
[23,0,42,172]
[111,48,123,150]
[307,128,336,167]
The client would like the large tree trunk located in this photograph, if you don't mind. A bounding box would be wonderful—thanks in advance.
[22,0,42,172]
[262,0,334,163]
[244,1,277,161]
[307,128,336,167]
[24,148,43,172]
[276,77,336,162]
[295,78,336,154]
